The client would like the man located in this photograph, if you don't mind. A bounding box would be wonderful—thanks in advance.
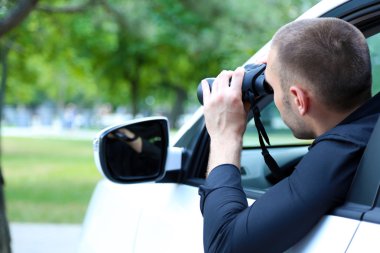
[199,18,380,253]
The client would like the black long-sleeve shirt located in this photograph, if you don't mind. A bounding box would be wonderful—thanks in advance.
[199,93,380,253]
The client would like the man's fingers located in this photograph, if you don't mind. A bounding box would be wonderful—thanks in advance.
[203,68,244,106]
[230,67,245,93]
[202,80,211,105]
[216,70,233,91]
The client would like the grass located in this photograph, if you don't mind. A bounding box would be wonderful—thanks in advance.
[1,136,102,224]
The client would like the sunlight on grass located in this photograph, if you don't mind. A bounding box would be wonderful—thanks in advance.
[2,137,102,223]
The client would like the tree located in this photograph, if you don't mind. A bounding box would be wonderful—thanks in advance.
[3,0,319,128]
[0,39,12,253]
[0,1,40,251]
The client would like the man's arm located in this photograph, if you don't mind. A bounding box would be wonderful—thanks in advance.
[199,138,363,253]
[201,67,247,175]
[200,67,249,252]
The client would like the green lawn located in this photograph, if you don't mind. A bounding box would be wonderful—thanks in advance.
[2,136,101,224]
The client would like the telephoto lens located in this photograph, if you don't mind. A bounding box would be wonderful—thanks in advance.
[197,63,273,105]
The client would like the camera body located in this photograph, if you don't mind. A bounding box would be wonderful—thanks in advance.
[197,63,273,105]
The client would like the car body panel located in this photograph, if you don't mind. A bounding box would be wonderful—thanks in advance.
[287,216,360,252]
[78,180,203,253]
[346,221,380,253]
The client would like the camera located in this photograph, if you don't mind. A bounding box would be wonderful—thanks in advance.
[197,63,273,105]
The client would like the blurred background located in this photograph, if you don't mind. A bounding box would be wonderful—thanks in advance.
[0,0,318,251]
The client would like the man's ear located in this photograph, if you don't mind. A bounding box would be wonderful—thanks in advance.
[289,86,309,115]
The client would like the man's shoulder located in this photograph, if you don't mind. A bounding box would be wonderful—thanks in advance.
[312,95,380,146]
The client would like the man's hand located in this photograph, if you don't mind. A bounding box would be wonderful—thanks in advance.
[116,128,143,153]
[202,67,248,175]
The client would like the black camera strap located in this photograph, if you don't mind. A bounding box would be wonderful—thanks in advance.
[248,94,283,180]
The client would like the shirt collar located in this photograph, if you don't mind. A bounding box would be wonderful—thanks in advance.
[339,92,380,126]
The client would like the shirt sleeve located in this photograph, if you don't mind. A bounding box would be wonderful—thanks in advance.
[199,138,363,253]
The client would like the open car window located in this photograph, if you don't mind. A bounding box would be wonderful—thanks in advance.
[243,103,311,148]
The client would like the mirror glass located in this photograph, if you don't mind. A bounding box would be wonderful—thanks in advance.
[102,119,168,182]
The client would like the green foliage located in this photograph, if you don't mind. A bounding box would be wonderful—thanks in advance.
[2,0,319,119]
[368,34,380,95]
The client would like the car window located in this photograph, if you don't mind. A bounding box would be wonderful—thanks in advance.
[243,33,380,148]
[243,100,311,147]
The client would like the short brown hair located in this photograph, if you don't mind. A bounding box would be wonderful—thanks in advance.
[271,18,371,111]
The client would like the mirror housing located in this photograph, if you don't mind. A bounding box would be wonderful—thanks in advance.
[93,117,170,183]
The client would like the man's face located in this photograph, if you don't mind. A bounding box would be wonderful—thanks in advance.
[265,48,313,139]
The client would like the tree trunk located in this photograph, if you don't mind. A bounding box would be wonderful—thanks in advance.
[0,0,39,37]
[0,180,11,253]
[130,79,139,117]
[0,43,12,253]
[126,56,142,117]
[169,86,187,129]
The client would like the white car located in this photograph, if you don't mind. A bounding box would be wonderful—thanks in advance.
[78,0,380,252]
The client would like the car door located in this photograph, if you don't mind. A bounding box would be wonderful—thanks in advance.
[345,115,380,252]
[341,18,380,253]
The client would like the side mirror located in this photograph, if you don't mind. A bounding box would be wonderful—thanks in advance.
[93,117,170,183]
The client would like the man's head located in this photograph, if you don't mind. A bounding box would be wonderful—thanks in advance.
[265,18,372,138]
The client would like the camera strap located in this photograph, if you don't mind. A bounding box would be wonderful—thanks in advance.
[249,94,283,180]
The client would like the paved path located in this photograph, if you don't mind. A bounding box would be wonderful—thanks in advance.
[10,223,82,253]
